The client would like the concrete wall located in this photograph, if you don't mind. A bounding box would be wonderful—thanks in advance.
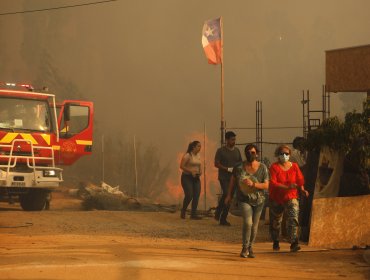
[309,194,370,248]
[326,45,370,92]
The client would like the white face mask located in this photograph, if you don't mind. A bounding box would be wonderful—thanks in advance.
[279,154,290,163]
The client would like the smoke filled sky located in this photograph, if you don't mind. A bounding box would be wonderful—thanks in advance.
[0,0,369,175]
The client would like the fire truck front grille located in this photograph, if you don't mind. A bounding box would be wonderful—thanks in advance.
[13,176,24,181]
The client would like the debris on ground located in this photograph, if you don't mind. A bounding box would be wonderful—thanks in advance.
[74,181,177,213]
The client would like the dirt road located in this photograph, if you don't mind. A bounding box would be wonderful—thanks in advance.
[0,193,369,280]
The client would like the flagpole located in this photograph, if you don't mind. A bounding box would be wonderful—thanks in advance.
[220,16,225,146]
[203,122,207,211]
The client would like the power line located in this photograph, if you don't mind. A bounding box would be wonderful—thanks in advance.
[0,0,118,16]
[227,126,303,130]
[237,141,293,146]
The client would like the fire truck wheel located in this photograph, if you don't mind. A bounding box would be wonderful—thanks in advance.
[19,190,47,211]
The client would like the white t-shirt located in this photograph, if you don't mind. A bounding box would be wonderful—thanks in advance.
[182,152,201,175]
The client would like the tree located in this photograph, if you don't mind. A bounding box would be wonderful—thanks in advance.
[305,101,369,196]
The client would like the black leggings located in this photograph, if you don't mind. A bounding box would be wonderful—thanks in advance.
[181,173,201,215]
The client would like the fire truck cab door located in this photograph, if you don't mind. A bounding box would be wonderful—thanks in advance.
[57,100,93,165]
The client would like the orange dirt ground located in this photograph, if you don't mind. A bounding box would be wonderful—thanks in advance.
[0,192,369,280]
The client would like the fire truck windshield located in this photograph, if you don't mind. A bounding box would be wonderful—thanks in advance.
[0,97,50,132]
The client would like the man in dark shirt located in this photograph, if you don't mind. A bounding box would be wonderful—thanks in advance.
[214,131,242,226]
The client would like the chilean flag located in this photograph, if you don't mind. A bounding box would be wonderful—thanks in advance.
[202,18,222,65]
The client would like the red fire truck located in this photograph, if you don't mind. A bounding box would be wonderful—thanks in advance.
[0,83,93,210]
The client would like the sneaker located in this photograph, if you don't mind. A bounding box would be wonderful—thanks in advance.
[180,209,186,219]
[248,247,255,258]
[219,221,231,226]
[290,242,301,252]
[190,215,202,220]
[273,241,280,251]
[240,246,248,258]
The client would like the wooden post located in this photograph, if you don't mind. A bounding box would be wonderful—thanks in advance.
[102,134,105,183]
[133,135,138,198]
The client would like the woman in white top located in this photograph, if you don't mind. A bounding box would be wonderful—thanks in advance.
[180,141,202,219]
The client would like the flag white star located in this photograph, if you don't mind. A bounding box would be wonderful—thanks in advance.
[205,26,214,37]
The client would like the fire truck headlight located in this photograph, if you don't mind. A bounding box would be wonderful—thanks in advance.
[43,170,57,177]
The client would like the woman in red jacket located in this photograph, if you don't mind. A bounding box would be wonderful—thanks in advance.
[269,145,309,252]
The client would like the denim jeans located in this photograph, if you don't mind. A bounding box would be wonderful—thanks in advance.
[181,173,201,216]
[269,198,299,243]
[239,201,264,248]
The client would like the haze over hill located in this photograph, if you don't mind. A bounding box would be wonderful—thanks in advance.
[0,0,368,202]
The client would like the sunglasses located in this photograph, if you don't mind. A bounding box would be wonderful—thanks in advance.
[279,152,290,156]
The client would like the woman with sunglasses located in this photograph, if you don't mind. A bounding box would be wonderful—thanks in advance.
[269,144,309,252]
[225,144,269,258]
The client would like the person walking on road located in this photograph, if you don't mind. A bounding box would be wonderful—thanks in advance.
[214,131,242,226]
[269,144,309,252]
[180,141,202,220]
[225,144,269,258]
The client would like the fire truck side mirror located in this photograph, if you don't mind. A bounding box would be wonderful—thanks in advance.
[64,104,71,122]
